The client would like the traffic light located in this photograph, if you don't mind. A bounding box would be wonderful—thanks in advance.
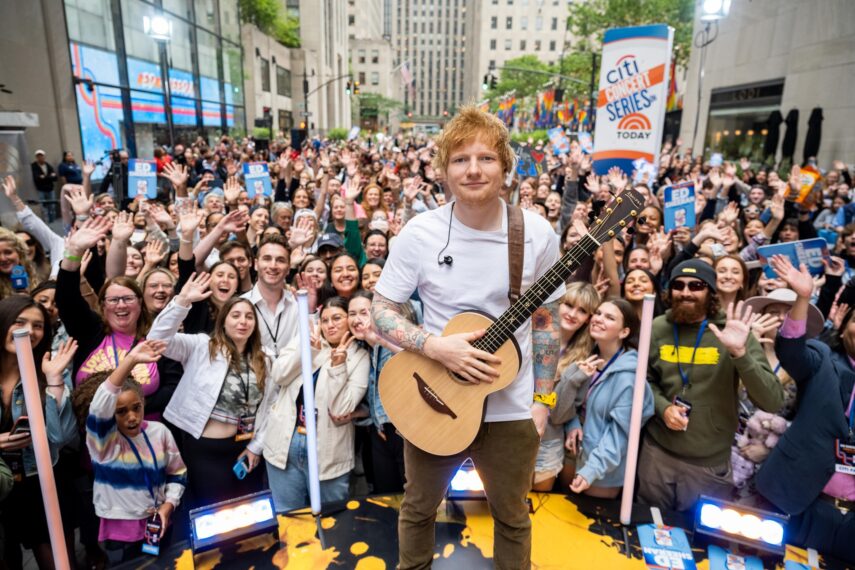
[442,109,449,117]
[490,75,497,89]
[346,80,352,94]
[354,81,360,95]
[482,74,489,91]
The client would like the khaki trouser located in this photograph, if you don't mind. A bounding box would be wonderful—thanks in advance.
[398,419,539,570]
[636,436,734,512]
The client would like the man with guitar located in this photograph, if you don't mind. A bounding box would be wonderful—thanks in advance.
[372,106,563,569]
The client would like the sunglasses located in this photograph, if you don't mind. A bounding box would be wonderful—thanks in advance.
[671,280,708,292]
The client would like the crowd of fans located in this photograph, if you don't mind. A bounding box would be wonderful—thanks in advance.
[0,124,852,567]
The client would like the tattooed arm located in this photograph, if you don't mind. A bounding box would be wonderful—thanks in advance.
[371,291,502,384]
[531,300,561,437]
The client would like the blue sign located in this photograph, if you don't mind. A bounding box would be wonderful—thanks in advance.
[128,159,158,199]
[663,182,696,232]
[577,132,593,154]
[757,237,829,278]
[707,545,763,570]
[243,162,272,199]
[637,524,696,569]
[548,127,570,155]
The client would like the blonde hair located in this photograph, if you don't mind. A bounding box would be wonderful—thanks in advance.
[0,227,39,296]
[556,282,600,376]
[432,105,515,176]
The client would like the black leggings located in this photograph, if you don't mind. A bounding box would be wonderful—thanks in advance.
[370,423,406,494]
[180,433,265,510]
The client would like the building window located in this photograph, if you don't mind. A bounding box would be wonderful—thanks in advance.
[520,39,526,50]
[371,71,380,85]
[260,57,270,92]
[276,66,291,97]
[549,40,556,51]
[371,49,379,63]
[506,16,512,29]
[534,40,541,50]
[490,16,497,29]
[278,109,292,131]
[490,39,497,50]
[348,14,355,25]
[552,17,558,30]
[536,16,543,30]
[358,49,366,64]
[489,59,496,69]
[358,71,366,84]
[521,16,528,30]
[504,39,512,50]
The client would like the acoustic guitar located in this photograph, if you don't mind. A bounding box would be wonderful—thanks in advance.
[378,189,646,456]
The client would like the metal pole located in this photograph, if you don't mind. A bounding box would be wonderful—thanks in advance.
[296,291,322,516]
[13,330,70,569]
[159,42,175,151]
[691,22,712,156]
[620,294,656,526]
[303,68,310,134]
[588,52,597,133]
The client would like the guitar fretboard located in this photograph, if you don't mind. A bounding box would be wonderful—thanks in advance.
[472,233,601,354]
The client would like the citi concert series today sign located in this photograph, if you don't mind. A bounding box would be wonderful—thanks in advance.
[593,24,673,176]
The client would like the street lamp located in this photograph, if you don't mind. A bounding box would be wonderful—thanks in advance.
[144,13,175,151]
[690,0,730,155]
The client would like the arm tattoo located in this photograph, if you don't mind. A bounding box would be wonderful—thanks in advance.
[371,292,430,355]
[531,300,561,394]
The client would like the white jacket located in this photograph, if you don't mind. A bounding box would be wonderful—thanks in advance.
[261,337,369,480]
[148,299,281,455]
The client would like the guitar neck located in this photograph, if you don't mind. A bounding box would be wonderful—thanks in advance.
[472,234,601,354]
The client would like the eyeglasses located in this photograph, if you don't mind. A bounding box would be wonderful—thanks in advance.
[321,314,346,326]
[23,239,34,246]
[671,280,708,292]
[103,295,139,306]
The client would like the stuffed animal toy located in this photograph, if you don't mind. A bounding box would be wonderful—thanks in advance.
[731,411,790,488]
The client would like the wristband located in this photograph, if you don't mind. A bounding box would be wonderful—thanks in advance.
[63,251,83,262]
[75,214,89,222]
[46,383,65,388]
[533,392,557,410]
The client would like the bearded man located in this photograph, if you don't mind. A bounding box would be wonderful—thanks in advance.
[637,259,784,511]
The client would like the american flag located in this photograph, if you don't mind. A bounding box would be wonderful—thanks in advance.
[400,62,415,98]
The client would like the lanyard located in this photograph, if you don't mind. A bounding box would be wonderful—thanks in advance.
[672,319,708,391]
[847,383,855,438]
[773,362,782,375]
[258,310,282,349]
[111,335,138,368]
[583,349,624,405]
[121,430,159,508]
[241,359,257,415]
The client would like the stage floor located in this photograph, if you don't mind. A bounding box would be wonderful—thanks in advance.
[119,492,834,569]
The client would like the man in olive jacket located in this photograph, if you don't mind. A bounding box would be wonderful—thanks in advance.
[637,260,784,511]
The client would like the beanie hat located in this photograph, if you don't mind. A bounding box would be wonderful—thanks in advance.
[669,259,717,293]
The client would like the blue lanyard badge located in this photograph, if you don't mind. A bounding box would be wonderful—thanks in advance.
[672,319,708,392]
[584,349,624,404]
[122,430,159,508]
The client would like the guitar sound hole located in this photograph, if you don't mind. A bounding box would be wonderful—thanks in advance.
[449,370,475,385]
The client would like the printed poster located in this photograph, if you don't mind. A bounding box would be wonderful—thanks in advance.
[593,24,674,176]
[243,162,273,199]
[548,127,571,155]
[707,545,763,570]
[663,181,696,232]
[757,237,829,278]
[637,524,696,570]
[127,159,157,199]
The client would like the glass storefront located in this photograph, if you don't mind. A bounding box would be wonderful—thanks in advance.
[703,79,784,162]
[64,0,245,178]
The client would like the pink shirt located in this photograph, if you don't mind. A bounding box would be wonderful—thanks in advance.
[779,316,855,501]
[99,517,146,543]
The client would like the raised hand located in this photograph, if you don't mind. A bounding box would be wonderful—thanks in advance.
[79,249,94,275]
[769,184,786,221]
[577,354,605,377]
[769,254,813,298]
[751,313,781,345]
[82,160,96,178]
[607,166,627,190]
[344,174,363,203]
[2,175,18,200]
[585,172,599,195]
[178,203,204,239]
[42,338,78,382]
[161,162,189,192]
[111,211,135,243]
[831,302,850,331]
[402,176,421,203]
[216,209,249,234]
[822,255,845,277]
[142,240,168,268]
[65,186,93,217]
[288,216,314,248]
[148,202,175,230]
[127,340,167,364]
[708,168,723,190]
[739,157,751,172]
[177,272,212,306]
[330,332,355,366]
[719,201,740,227]
[223,176,242,205]
[66,216,112,256]
[708,301,758,358]
[788,164,802,194]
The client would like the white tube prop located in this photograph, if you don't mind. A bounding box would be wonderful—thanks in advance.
[620,294,655,526]
[296,291,322,516]
[13,330,70,570]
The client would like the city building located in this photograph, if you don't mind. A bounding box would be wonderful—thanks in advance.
[390,0,468,121]
[347,0,398,131]
[680,0,855,167]
[242,25,295,138]
[464,0,575,104]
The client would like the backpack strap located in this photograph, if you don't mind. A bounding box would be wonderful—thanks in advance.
[507,203,525,303]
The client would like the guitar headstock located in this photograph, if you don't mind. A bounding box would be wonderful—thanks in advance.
[587,188,646,245]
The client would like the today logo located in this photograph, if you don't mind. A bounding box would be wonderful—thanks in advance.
[616,113,652,139]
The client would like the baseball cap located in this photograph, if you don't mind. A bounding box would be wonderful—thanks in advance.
[34,149,46,157]
[669,259,717,293]
[317,233,344,251]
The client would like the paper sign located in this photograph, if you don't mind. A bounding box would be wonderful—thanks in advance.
[709,153,723,167]
[242,162,272,199]
[348,126,361,141]
[548,127,571,155]
[707,545,763,570]
[510,142,547,177]
[593,24,674,176]
[128,159,158,199]
[663,182,696,232]
[637,524,696,570]
[578,132,593,154]
[757,237,829,278]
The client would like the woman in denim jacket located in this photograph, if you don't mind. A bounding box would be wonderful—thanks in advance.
[0,296,78,568]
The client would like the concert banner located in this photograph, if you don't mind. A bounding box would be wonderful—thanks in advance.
[593,24,673,176]
[243,162,273,199]
[127,159,157,199]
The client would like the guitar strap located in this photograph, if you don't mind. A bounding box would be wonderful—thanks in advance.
[507,203,525,303]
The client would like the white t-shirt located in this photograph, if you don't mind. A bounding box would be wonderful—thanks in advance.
[375,200,564,422]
